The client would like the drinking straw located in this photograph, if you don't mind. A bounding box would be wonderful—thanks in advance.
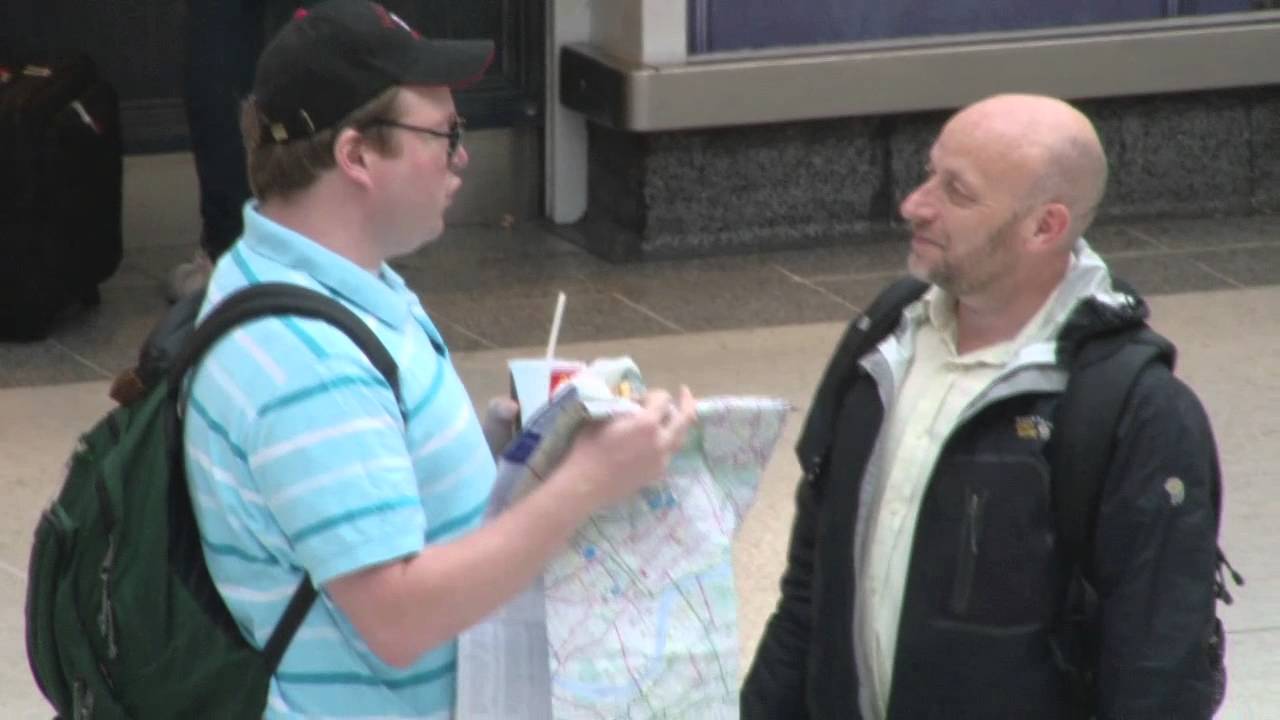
[545,291,566,361]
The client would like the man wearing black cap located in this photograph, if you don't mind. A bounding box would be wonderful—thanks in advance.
[181,2,698,716]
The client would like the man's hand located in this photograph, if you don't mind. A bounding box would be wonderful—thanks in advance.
[324,386,696,669]
[553,385,697,509]
[481,396,519,457]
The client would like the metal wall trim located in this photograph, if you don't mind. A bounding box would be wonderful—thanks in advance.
[560,11,1280,131]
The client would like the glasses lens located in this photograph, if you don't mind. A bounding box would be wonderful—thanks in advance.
[448,119,463,157]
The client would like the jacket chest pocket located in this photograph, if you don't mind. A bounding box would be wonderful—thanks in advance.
[949,487,987,616]
[931,455,1057,628]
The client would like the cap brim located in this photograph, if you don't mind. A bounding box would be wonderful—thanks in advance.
[403,39,495,91]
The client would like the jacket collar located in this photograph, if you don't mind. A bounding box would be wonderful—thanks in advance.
[866,238,1150,417]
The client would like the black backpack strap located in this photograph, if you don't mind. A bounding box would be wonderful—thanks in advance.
[169,283,401,401]
[1050,327,1167,583]
[263,576,324,675]
[796,276,928,478]
[1047,326,1168,708]
[166,282,403,675]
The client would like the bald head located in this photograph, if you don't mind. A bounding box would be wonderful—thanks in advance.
[944,94,1108,240]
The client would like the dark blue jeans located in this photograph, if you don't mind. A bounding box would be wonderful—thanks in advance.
[183,0,269,260]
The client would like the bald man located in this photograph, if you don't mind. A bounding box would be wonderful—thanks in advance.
[742,95,1224,719]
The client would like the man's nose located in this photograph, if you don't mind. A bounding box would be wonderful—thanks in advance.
[450,144,470,171]
[899,182,933,224]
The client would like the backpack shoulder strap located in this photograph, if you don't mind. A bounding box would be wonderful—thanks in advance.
[168,283,402,405]
[1050,326,1169,582]
[167,282,402,674]
[797,276,928,477]
[1051,321,1244,714]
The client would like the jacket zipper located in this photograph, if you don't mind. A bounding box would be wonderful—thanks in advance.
[950,488,987,616]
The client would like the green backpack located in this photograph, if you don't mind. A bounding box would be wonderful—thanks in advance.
[24,283,402,719]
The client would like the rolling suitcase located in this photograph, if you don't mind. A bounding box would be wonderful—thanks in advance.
[0,55,123,340]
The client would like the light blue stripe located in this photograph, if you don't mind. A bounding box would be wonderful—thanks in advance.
[277,660,455,689]
[291,497,421,544]
[202,537,275,565]
[229,250,325,359]
[412,309,448,359]
[188,396,249,464]
[283,317,328,360]
[231,247,260,283]
[408,357,446,420]
[424,498,488,542]
[258,374,391,417]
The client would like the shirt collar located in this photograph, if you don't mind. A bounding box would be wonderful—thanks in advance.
[241,203,412,329]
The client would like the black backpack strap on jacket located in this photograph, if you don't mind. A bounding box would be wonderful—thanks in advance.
[1050,327,1166,584]
[166,282,404,675]
[796,276,928,479]
[1047,326,1168,708]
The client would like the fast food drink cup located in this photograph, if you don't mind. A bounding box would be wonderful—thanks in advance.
[508,358,587,428]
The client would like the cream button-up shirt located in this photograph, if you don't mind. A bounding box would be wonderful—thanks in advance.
[860,282,1070,719]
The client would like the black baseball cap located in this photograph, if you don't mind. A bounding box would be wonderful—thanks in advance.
[253,0,494,144]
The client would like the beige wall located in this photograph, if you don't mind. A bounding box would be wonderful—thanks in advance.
[591,0,687,66]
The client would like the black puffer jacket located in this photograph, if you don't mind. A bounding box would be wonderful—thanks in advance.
[742,257,1222,720]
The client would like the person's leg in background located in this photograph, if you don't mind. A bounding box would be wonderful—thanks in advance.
[168,0,266,301]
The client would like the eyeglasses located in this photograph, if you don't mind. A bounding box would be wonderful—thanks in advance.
[366,116,465,160]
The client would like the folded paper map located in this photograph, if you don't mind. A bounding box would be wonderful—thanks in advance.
[457,359,789,719]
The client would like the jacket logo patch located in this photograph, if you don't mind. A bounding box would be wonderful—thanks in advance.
[1165,477,1186,506]
[1015,415,1052,441]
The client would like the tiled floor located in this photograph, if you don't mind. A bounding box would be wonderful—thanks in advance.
[1,154,1278,717]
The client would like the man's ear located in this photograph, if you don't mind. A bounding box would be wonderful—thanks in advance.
[1031,202,1071,251]
[333,127,373,189]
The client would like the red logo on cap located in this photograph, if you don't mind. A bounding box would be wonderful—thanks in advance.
[292,8,309,20]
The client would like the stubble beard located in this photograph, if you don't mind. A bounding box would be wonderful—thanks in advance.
[907,217,1021,297]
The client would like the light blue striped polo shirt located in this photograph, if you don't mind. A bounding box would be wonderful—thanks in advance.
[184,204,496,719]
